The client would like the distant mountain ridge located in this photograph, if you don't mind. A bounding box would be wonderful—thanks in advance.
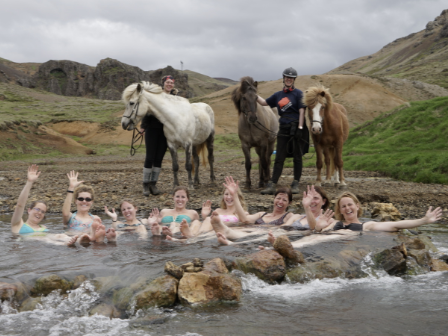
[327,9,448,89]
[0,57,234,100]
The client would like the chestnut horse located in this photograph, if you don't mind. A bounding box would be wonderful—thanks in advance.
[304,86,349,186]
[231,76,279,189]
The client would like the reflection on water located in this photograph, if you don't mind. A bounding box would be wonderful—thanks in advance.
[0,214,448,335]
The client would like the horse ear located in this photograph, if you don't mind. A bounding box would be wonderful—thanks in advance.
[137,83,142,94]
[320,91,326,97]
[254,81,258,88]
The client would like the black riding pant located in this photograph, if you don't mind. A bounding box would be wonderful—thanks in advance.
[144,128,168,168]
[271,125,303,184]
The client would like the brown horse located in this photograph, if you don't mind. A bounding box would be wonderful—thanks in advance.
[304,85,349,186]
[231,76,279,189]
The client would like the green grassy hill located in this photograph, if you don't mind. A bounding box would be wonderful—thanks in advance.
[341,96,448,184]
[183,70,236,97]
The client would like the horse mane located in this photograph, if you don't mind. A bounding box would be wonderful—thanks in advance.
[304,85,333,111]
[231,76,257,115]
[122,81,185,103]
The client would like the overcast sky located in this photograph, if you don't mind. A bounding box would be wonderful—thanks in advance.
[1,1,446,81]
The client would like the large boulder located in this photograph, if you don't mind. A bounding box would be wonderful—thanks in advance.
[31,274,73,296]
[177,267,241,305]
[371,202,401,221]
[273,235,305,266]
[19,297,42,312]
[0,282,18,301]
[234,250,286,283]
[133,275,178,310]
[373,248,407,276]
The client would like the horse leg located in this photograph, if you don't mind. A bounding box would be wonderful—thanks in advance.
[206,132,216,184]
[193,145,200,187]
[242,143,252,189]
[258,146,269,188]
[334,143,346,186]
[314,144,323,186]
[169,146,180,188]
[323,146,332,186]
[185,144,194,189]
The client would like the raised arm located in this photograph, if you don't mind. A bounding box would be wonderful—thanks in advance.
[62,171,84,225]
[364,206,443,232]
[223,176,261,224]
[11,165,41,229]
[302,185,317,230]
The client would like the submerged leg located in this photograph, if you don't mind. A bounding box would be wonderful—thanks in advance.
[216,232,233,246]
[210,211,245,240]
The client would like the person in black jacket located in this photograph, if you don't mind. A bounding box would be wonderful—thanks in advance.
[140,75,178,196]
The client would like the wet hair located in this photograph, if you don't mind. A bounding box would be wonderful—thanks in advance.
[220,187,247,211]
[28,200,49,216]
[173,186,189,200]
[274,186,292,203]
[334,191,363,220]
[73,184,95,202]
[119,199,138,211]
[314,186,330,211]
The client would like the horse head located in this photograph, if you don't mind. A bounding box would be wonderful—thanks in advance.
[232,76,259,124]
[305,86,331,135]
[121,83,146,131]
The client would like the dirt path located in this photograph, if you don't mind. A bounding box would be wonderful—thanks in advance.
[1,151,448,223]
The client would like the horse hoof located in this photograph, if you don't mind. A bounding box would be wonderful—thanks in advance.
[315,182,322,187]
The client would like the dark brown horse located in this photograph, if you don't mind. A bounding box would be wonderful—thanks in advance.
[304,85,349,186]
[231,76,279,189]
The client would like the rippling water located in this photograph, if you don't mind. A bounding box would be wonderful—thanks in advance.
[1,214,447,336]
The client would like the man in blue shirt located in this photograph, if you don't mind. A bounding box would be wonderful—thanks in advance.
[257,67,309,194]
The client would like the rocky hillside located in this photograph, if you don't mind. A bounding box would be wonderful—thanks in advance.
[0,58,233,100]
[328,9,448,89]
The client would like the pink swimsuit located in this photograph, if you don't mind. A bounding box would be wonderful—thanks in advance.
[219,215,239,223]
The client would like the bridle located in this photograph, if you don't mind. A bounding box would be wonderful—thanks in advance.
[125,89,144,156]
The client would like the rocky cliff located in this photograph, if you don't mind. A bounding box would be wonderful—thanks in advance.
[327,9,448,89]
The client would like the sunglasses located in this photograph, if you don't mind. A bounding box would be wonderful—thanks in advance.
[32,207,46,214]
[77,197,93,202]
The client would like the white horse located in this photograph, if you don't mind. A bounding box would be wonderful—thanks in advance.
[121,81,215,189]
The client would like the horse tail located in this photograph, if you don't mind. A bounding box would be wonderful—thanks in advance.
[191,142,208,174]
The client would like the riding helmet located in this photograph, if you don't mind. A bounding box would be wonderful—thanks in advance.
[282,67,297,78]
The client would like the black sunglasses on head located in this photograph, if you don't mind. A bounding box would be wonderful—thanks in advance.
[77,197,93,202]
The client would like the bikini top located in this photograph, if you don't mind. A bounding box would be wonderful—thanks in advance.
[67,212,94,231]
[219,214,239,224]
[333,221,364,231]
[117,219,143,229]
[19,222,49,234]
[254,212,290,226]
[160,214,192,224]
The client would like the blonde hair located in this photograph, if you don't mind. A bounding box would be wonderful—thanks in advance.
[220,187,247,211]
[73,184,95,202]
[334,191,363,220]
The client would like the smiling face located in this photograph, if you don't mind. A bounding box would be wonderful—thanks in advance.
[309,192,326,214]
[223,190,234,207]
[163,79,175,93]
[121,201,137,221]
[76,192,93,211]
[283,76,295,88]
[27,202,47,224]
[173,190,188,209]
[338,197,360,222]
[273,192,290,213]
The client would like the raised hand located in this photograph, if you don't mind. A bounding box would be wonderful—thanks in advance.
[302,185,317,209]
[104,206,118,222]
[223,176,239,196]
[202,200,212,218]
[424,206,442,224]
[27,164,41,183]
[67,170,84,189]
[147,208,160,224]
[316,208,335,231]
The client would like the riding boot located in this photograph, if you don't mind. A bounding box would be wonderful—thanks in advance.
[260,181,276,195]
[290,180,300,194]
[149,167,161,195]
[143,168,152,196]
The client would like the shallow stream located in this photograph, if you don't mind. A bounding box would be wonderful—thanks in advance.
[1,214,447,336]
